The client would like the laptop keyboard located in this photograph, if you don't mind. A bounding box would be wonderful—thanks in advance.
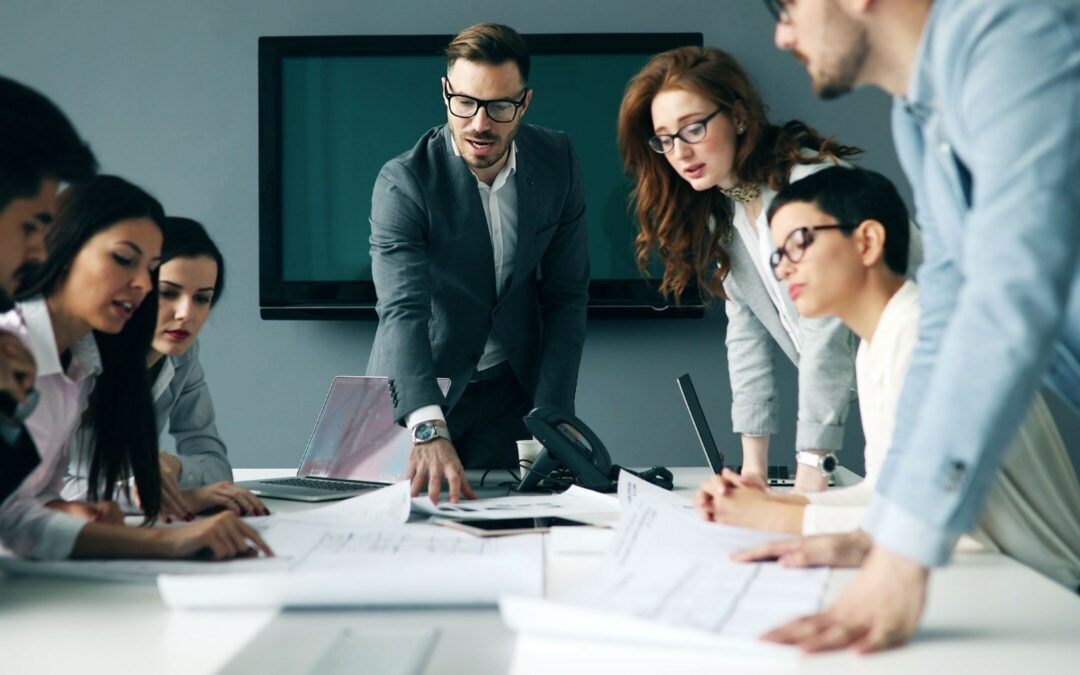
[260,477,385,491]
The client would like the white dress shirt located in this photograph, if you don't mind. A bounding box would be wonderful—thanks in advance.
[802,281,1080,587]
[406,139,519,431]
[0,296,101,559]
[732,192,802,354]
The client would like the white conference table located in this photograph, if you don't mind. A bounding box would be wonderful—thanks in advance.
[1,467,1078,675]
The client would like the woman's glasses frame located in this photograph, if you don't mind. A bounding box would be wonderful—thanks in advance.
[647,108,726,154]
[769,223,858,280]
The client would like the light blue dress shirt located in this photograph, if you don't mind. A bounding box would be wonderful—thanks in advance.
[863,0,1080,567]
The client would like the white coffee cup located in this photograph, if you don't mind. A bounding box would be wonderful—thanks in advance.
[516,438,544,478]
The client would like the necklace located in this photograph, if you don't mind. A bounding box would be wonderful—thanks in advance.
[718,183,761,204]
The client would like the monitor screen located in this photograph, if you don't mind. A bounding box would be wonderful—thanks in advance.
[260,33,705,319]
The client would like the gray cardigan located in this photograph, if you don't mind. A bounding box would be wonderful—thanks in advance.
[720,161,923,453]
[62,339,232,499]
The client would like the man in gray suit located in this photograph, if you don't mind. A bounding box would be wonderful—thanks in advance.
[367,23,589,503]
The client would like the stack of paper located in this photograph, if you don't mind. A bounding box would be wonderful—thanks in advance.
[499,473,829,658]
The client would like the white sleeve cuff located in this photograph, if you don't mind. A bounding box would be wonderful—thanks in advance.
[405,405,446,431]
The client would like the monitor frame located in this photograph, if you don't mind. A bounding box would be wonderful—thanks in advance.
[259,32,705,320]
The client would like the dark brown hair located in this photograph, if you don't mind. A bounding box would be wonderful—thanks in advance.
[18,175,164,522]
[0,75,97,211]
[445,23,531,84]
[617,46,861,303]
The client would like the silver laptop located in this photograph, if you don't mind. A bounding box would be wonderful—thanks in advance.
[237,376,450,502]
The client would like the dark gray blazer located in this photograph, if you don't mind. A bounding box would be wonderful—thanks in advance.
[366,124,589,424]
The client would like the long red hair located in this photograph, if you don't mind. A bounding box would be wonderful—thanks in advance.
[617,46,861,303]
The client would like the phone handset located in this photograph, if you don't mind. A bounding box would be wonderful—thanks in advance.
[517,406,615,492]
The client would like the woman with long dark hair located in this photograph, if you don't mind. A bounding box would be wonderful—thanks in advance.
[618,47,919,491]
[0,176,270,560]
[64,216,268,519]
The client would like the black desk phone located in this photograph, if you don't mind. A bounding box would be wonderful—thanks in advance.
[516,406,673,493]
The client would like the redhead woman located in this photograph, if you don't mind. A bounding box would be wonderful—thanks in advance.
[618,47,920,490]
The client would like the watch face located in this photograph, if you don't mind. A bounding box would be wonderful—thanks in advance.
[415,424,435,441]
[822,455,837,473]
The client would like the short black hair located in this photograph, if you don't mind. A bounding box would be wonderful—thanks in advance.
[161,217,226,306]
[767,166,910,275]
[0,76,98,210]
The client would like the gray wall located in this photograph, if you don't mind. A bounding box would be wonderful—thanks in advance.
[2,0,917,473]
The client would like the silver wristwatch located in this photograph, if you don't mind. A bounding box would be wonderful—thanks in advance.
[411,421,451,445]
[795,450,838,476]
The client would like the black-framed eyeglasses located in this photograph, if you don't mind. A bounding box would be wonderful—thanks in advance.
[768,223,857,280]
[443,79,528,124]
[763,0,793,24]
[648,108,726,154]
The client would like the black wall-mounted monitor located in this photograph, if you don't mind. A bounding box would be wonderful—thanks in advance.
[259,32,705,320]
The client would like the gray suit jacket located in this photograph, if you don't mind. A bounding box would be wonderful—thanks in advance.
[366,124,589,424]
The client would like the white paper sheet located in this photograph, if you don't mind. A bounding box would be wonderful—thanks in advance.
[500,474,829,653]
[160,527,543,609]
[0,483,415,584]
[411,485,618,521]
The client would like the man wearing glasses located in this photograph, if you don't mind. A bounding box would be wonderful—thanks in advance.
[367,23,588,504]
[741,0,1080,654]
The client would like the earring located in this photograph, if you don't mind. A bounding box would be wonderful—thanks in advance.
[737,122,746,134]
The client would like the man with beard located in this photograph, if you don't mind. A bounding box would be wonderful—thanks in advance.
[736,0,1080,653]
[0,76,97,504]
[367,23,589,503]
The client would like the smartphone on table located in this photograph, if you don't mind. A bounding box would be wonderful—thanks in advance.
[430,517,591,537]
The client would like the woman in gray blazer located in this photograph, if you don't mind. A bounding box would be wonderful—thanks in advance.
[65,217,268,519]
[618,47,918,490]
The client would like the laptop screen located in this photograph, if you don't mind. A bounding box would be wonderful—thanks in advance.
[676,373,725,473]
[298,376,450,483]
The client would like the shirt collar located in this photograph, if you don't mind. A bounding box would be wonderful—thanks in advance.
[900,0,943,120]
[866,280,919,362]
[17,295,102,382]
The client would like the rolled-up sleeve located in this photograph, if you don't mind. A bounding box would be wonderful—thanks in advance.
[724,287,780,437]
[794,315,857,452]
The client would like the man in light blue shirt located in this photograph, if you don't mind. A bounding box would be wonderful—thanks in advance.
[752,0,1080,652]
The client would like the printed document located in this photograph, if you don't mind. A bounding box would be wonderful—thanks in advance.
[0,483,544,607]
[500,473,828,656]
[411,485,618,522]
